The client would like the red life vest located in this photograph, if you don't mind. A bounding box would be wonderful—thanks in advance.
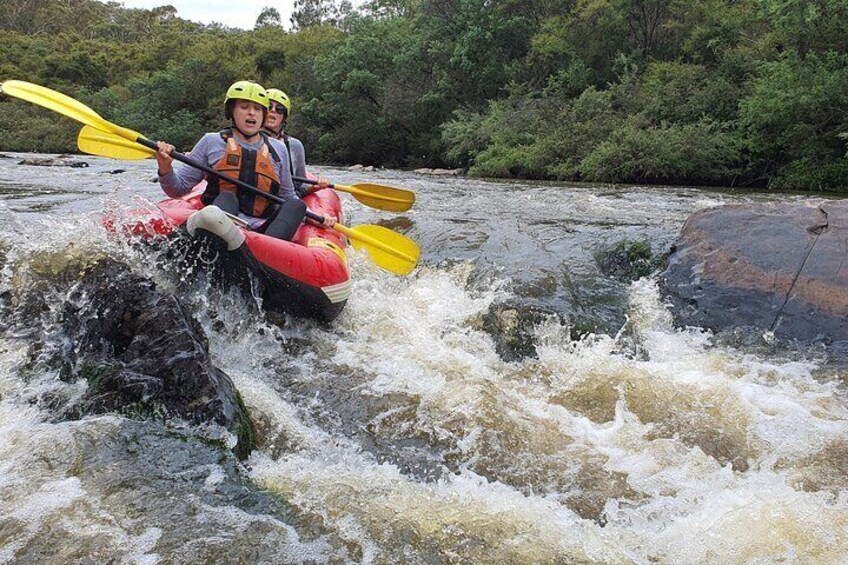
[201,129,282,217]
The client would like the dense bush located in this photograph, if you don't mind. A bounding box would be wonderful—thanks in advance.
[579,118,742,185]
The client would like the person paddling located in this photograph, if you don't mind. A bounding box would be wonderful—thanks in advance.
[262,88,330,198]
[154,80,333,241]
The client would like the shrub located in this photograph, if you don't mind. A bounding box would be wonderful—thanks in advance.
[579,118,742,185]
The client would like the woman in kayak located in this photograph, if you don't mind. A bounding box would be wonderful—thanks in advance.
[154,80,333,240]
[262,87,329,198]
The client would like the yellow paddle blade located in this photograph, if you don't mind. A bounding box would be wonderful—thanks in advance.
[335,182,415,212]
[334,223,419,275]
[78,125,155,160]
[0,80,144,142]
[1,79,107,129]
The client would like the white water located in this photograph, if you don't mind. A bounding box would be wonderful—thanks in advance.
[0,153,846,563]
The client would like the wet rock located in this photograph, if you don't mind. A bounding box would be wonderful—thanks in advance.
[597,239,661,283]
[106,169,126,174]
[661,200,848,353]
[5,254,255,458]
[18,157,89,168]
[9,419,341,563]
[479,300,563,361]
[413,167,464,176]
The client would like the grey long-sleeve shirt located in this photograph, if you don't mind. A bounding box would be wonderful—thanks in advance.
[279,134,311,197]
[158,132,297,205]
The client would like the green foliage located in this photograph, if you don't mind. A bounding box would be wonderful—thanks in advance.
[112,71,208,150]
[763,0,848,57]
[416,0,536,108]
[0,99,78,152]
[462,94,561,178]
[739,51,848,187]
[635,61,740,123]
[301,16,446,165]
[291,0,355,30]
[769,159,848,192]
[255,7,282,29]
[441,109,490,167]
[1,0,847,190]
[454,86,623,180]
[579,118,742,184]
[540,87,623,179]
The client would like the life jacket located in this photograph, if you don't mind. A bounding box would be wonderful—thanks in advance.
[201,129,282,217]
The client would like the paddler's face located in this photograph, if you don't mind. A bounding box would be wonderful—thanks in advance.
[232,100,265,136]
[264,103,285,132]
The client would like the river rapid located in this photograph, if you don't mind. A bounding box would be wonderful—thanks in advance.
[1,152,846,564]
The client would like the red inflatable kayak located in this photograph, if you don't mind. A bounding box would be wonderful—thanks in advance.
[113,182,350,322]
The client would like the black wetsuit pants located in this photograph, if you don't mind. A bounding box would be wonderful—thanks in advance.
[212,192,306,241]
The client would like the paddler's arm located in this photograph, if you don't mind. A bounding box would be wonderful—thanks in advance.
[156,135,212,198]
[269,138,299,203]
[289,137,308,196]
[290,138,329,196]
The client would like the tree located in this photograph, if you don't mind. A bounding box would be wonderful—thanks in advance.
[415,0,535,107]
[256,49,287,81]
[364,0,419,18]
[290,0,355,30]
[255,6,282,28]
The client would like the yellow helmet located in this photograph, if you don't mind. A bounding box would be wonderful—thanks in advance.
[224,80,269,109]
[266,88,291,118]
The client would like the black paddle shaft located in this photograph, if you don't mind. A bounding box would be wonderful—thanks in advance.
[138,137,325,224]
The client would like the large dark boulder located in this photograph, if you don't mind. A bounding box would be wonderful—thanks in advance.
[661,200,848,352]
[4,253,255,458]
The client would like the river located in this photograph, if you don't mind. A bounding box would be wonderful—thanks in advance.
[1,152,846,563]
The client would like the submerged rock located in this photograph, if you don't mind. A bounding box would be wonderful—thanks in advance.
[597,239,662,283]
[18,157,90,168]
[479,300,563,361]
[661,200,848,354]
[7,418,340,563]
[413,167,464,176]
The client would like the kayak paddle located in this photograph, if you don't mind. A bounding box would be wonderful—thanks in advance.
[292,176,414,212]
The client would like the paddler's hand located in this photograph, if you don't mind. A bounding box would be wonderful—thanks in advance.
[322,215,336,228]
[155,141,175,176]
[306,177,331,195]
